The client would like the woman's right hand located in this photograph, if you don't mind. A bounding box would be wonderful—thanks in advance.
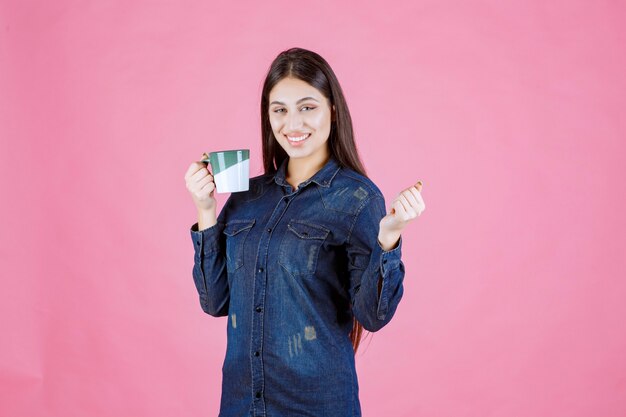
[184,160,217,213]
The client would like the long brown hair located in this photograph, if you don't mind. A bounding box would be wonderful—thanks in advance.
[260,47,371,354]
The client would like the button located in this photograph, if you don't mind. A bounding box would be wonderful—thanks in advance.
[266,228,272,233]
[383,259,388,264]
[254,351,260,356]
[196,240,200,246]
[256,391,262,398]
[256,306,262,312]
[258,268,264,273]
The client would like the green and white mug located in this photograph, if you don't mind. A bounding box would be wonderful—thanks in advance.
[202,149,250,193]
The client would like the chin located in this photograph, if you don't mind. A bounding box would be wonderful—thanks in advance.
[284,150,307,158]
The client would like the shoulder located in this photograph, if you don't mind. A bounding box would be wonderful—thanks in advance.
[333,166,385,199]
[320,166,385,215]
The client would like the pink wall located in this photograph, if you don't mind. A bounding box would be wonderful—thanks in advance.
[1,1,625,416]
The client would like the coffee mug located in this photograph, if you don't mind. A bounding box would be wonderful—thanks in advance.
[201,149,250,193]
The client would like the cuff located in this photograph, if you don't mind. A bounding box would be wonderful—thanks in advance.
[190,222,222,256]
[378,235,403,276]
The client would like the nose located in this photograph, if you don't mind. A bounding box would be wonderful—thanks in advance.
[286,111,304,131]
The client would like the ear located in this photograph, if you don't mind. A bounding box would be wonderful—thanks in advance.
[332,105,336,121]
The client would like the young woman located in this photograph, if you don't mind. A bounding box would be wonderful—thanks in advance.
[184,47,426,417]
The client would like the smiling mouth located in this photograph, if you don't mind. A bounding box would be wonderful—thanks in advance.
[285,133,310,143]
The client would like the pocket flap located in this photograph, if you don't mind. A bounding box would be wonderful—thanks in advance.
[223,219,255,236]
[287,220,330,240]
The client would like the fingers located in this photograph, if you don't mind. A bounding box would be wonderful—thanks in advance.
[406,187,426,215]
[188,170,216,198]
[397,193,419,220]
[390,180,426,219]
[185,162,213,182]
[389,195,411,220]
[408,180,426,215]
[195,174,212,191]
[390,199,407,218]
[401,189,420,209]
[407,186,422,203]
[198,176,216,195]
[184,162,201,180]
[191,166,211,182]
[184,161,207,181]
[184,161,214,194]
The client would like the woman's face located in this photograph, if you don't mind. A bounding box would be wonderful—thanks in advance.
[268,77,335,166]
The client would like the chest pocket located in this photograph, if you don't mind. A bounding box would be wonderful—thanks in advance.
[223,219,255,272]
[279,220,330,276]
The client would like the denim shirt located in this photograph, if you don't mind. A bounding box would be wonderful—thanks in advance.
[189,155,405,417]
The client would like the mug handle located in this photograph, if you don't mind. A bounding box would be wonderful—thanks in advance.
[201,152,212,175]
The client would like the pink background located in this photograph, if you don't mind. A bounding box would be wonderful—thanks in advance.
[1,1,625,416]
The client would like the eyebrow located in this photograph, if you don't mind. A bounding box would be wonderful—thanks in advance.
[270,97,320,106]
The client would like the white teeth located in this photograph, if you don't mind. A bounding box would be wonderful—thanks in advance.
[287,134,310,142]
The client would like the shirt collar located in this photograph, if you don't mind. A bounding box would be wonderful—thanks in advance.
[265,155,341,189]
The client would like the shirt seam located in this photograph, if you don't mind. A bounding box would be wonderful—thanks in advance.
[346,194,382,245]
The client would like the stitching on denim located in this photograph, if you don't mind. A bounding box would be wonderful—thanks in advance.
[346,194,383,244]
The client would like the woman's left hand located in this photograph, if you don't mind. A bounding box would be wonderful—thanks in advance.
[378,181,426,250]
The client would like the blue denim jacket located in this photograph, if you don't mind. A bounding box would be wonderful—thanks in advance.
[189,155,405,417]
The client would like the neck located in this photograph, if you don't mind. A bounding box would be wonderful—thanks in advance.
[286,152,330,189]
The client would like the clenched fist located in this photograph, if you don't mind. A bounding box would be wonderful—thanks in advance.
[378,181,426,250]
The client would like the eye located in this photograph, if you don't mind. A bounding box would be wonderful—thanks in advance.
[273,108,285,113]
[301,106,316,111]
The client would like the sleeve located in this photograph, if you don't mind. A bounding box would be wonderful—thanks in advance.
[188,196,233,317]
[345,193,405,332]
